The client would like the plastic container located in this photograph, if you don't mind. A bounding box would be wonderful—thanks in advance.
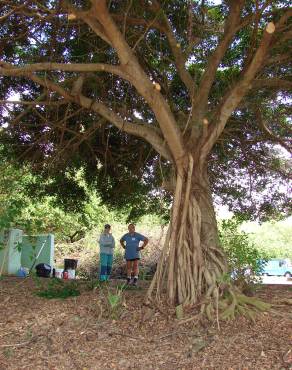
[17,267,28,278]
[67,269,76,279]
[55,268,63,278]
[64,259,78,270]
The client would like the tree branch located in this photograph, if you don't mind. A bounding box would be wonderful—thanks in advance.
[0,100,67,106]
[0,4,27,23]
[236,1,274,32]
[200,19,279,162]
[80,0,185,164]
[77,94,172,160]
[112,14,165,33]
[265,53,291,66]
[0,62,129,80]
[252,78,292,91]
[255,109,292,152]
[0,63,172,160]
[149,1,195,99]
[192,1,245,120]
[62,1,111,45]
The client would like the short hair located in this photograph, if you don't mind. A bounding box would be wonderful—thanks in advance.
[128,223,135,227]
[104,224,111,229]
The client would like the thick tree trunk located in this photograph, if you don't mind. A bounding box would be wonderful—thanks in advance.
[147,155,227,310]
[146,155,270,320]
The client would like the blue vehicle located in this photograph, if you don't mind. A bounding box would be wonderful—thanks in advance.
[262,259,291,277]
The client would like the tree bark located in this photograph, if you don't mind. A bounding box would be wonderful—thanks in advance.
[147,155,227,310]
[147,156,271,320]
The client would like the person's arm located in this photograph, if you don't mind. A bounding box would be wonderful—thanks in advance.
[120,236,126,249]
[138,236,148,250]
[111,236,115,249]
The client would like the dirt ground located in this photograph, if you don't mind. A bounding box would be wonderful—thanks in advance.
[0,277,291,370]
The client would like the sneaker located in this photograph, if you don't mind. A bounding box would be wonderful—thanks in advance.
[132,278,138,287]
[126,277,132,285]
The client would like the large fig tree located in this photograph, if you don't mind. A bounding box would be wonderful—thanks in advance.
[0,0,291,315]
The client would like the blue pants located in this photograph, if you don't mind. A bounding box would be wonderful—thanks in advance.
[100,253,113,281]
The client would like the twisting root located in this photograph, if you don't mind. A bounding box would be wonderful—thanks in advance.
[198,280,271,323]
[146,155,269,323]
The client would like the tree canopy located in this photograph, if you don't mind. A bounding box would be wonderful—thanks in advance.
[0,0,291,221]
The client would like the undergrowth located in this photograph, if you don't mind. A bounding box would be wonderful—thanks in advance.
[34,277,80,299]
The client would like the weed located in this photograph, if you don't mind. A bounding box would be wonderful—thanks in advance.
[26,328,33,339]
[3,348,13,358]
[35,278,80,299]
[86,278,102,291]
[105,284,126,319]
[139,266,153,280]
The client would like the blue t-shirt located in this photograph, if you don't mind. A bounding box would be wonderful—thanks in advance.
[121,232,146,260]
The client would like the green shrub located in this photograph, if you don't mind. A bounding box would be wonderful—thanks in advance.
[219,218,268,285]
[34,277,80,299]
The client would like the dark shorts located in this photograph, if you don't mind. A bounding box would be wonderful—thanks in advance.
[126,258,140,261]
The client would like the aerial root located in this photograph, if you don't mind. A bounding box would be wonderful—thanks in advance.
[199,284,271,323]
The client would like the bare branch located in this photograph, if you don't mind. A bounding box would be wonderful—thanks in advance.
[82,0,185,163]
[0,62,171,160]
[192,1,245,120]
[149,2,195,98]
[199,7,292,156]
[0,62,129,80]
[0,4,27,23]
[265,53,291,66]
[50,118,106,164]
[200,18,280,161]
[0,61,180,161]
[71,75,85,96]
[77,94,172,160]
[236,0,274,31]
[80,15,112,46]
[252,78,292,91]
[8,92,48,126]
[256,109,292,152]
[111,14,164,33]
[0,100,67,106]
[61,1,112,45]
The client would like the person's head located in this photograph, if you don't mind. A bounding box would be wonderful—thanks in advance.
[104,224,111,233]
[128,223,135,233]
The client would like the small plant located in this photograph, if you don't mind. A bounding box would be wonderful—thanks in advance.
[139,266,152,280]
[105,284,126,319]
[25,328,33,339]
[86,278,102,291]
[31,272,43,289]
[3,348,13,358]
[35,278,80,299]
[219,218,268,287]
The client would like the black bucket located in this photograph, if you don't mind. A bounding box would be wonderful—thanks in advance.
[35,263,51,278]
[64,259,78,270]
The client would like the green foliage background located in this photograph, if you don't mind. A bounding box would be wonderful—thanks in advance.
[242,217,292,260]
[0,148,290,265]
[219,218,268,283]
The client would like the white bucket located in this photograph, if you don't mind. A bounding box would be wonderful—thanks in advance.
[67,269,76,279]
[55,268,63,278]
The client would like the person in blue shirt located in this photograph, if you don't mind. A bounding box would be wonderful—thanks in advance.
[120,223,148,286]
